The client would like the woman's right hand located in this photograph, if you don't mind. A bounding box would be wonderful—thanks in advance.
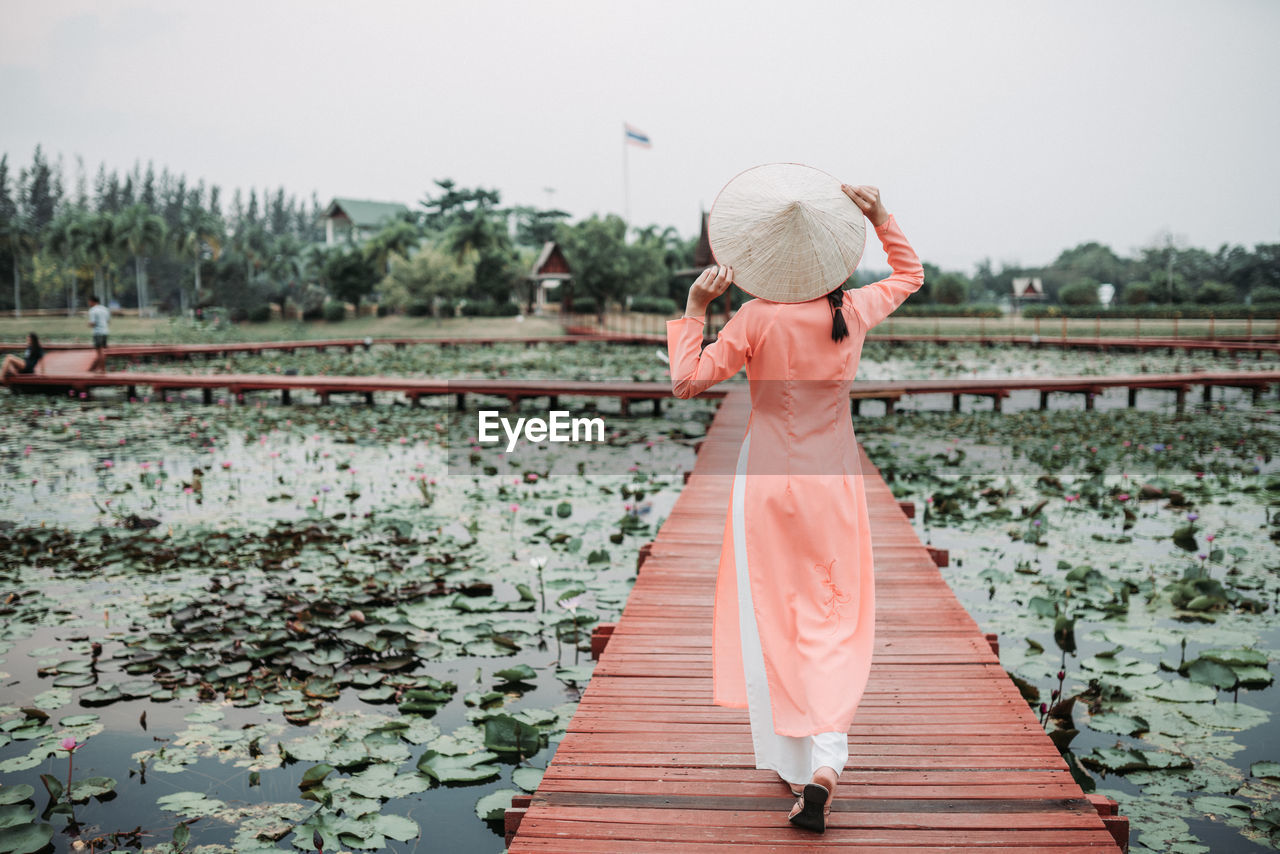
[841,184,889,228]
[686,264,734,317]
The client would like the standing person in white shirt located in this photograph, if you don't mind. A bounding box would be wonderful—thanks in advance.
[88,295,110,372]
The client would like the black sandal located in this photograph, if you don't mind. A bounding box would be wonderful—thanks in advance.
[787,782,830,833]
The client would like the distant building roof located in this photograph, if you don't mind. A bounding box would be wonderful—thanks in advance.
[675,212,715,278]
[1012,277,1045,298]
[321,198,410,229]
[530,241,571,280]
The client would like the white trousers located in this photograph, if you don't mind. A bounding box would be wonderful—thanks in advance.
[733,427,849,789]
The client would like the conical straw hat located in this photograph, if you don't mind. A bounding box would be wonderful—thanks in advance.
[708,162,866,303]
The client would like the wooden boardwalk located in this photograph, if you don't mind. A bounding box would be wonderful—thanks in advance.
[506,387,1128,852]
[7,330,1279,360]
[5,357,1275,421]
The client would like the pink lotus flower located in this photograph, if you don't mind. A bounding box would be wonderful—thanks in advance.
[1115,493,1130,502]
[509,503,519,513]
[103,460,114,468]
[60,737,83,753]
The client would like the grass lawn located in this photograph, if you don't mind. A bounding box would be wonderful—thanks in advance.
[0,312,571,345]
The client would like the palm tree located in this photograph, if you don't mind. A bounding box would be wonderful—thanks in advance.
[0,213,36,316]
[175,207,223,312]
[115,204,167,316]
[363,220,422,275]
[47,209,92,315]
[84,212,118,304]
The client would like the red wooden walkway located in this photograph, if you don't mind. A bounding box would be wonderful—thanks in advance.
[7,330,1278,360]
[506,387,1128,852]
[5,357,1275,421]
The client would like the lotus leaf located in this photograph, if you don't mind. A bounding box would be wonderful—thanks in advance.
[0,821,53,854]
[416,749,501,783]
[63,775,116,802]
[0,785,34,806]
[474,787,522,821]
[512,766,545,792]
[1145,679,1218,703]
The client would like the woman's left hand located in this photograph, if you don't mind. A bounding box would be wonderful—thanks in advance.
[686,264,734,316]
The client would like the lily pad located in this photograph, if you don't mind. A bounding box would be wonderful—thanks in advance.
[416,749,501,783]
[1250,760,1280,779]
[474,788,522,821]
[0,785,34,806]
[0,821,53,854]
[512,766,545,792]
[67,776,117,801]
[1144,679,1218,703]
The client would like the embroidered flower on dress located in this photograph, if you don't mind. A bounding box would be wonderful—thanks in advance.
[814,558,852,630]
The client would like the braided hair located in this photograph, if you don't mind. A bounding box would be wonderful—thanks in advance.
[826,285,849,343]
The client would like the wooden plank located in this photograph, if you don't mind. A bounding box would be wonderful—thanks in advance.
[509,386,1125,852]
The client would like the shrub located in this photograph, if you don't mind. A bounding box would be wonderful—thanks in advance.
[323,300,346,322]
[1022,303,1280,319]
[1194,281,1235,305]
[1251,286,1280,304]
[930,273,969,305]
[461,299,521,317]
[1059,281,1100,306]
[407,301,432,317]
[376,303,391,317]
[887,303,1004,318]
[630,296,680,314]
[228,307,249,323]
[248,304,273,323]
[1121,282,1152,305]
[571,296,599,313]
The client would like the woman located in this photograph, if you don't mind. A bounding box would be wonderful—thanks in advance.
[666,164,923,833]
[1,332,44,379]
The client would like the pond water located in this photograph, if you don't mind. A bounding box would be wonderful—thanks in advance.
[860,406,1280,853]
[1,341,1277,853]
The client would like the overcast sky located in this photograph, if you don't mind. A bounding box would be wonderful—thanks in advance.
[2,0,1277,273]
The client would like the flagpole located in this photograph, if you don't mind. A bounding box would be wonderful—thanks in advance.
[622,123,631,229]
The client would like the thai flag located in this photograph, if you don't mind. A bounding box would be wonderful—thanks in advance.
[624,123,652,148]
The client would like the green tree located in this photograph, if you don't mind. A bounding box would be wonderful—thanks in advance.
[323,245,378,307]
[175,207,223,312]
[419,179,501,233]
[363,220,422,276]
[46,208,93,313]
[84,211,119,303]
[1193,280,1234,305]
[115,204,167,314]
[378,246,472,314]
[557,214,667,321]
[0,213,35,314]
[512,206,571,248]
[1059,279,1100,306]
[930,272,969,305]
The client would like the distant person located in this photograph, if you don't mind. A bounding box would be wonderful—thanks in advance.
[88,295,110,372]
[1,332,44,379]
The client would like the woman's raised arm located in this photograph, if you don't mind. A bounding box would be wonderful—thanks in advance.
[840,185,924,330]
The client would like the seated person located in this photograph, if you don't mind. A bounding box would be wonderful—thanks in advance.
[1,333,44,379]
